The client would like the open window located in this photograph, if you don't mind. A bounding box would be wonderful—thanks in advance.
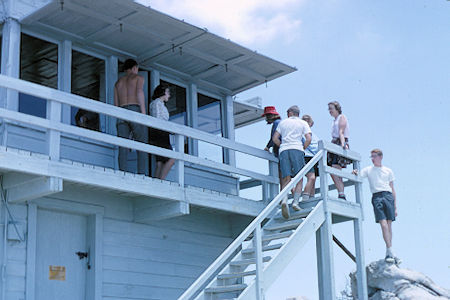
[19,33,58,118]
[71,50,105,131]
[197,93,223,162]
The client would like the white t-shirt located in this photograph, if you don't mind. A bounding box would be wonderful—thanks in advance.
[360,165,395,194]
[276,116,311,153]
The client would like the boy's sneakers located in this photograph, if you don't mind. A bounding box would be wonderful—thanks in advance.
[385,255,395,264]
[385,255,402,265]
[338,194,347,201]
[281,198,290,219]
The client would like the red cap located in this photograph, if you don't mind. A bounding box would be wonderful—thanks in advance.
[261,106,280,117]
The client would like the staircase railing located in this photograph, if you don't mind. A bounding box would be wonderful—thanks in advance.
[178,141,362,300]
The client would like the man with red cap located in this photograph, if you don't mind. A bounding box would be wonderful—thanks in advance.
[262,106,282,158]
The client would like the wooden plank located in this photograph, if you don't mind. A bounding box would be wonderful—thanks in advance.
[322,141,361,161]
[0,74,277,162]
[25,203,37,300]
[353,218,368,300]
[0,110,277,184]
[325,166,362,183]
[134,198,190,223]
[327,199,362,220]
[5,176,63,203]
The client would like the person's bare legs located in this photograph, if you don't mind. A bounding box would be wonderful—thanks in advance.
[292,178,303,211]
[304,172,316,199]
[330,164,345,198]
[159,158,175,180]
[280,176,291,218]
[379,219,392,248]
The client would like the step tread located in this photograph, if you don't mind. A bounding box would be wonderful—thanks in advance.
[274,207,314,221]
[229,256,271,266]
[217,270,257,280]
[262,231,293,242]
[205,284,247,293]
[241,243,283,254]
[264,218,304,231]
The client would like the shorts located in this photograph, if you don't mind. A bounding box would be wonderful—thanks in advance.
[327,138,352,168]
[279,149,305,178]
[149,128,173,163]
[372,191,396,223]
[305,156,319,176]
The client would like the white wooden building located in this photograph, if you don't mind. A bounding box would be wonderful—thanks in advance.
[0,1,368,300]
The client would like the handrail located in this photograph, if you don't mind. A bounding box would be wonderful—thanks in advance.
[178,142,362,300]
[0,74,278,163]
[178,150,324,300]
[0,108,278,184]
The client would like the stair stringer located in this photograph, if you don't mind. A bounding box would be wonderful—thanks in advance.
[237,201,326,300]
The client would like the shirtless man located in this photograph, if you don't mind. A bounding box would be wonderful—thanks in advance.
[114,59,147,174]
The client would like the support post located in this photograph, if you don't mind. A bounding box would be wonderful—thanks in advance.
[174,134,184,187]
[187,83,198,156]
[223,95,236,167]
[253,224,264,300]
[316,228,324,300]
[317,141,335,300]
[268,160,279,200]
[25,203,37,300]
[58,40,72,124]
[1,18,21,110]
[46,100,61,160]
[149,70,160,176]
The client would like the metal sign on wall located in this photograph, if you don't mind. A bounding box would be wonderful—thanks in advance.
[49,266,66,281]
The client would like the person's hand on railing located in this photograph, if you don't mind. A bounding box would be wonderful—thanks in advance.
[264,147,270,152]
[352,169,358,175]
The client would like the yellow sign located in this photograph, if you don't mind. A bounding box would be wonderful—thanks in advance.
[49,266,66,281]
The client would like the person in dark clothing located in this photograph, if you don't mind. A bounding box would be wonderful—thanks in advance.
[75,109,99,131]
[262,106,282,188]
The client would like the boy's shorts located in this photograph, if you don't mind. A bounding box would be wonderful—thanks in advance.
[371,191,395,223]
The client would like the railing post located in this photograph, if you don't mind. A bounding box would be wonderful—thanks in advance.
[317,141,335,300]
[46,100,61,160]
[1,18,21,111]
[352,159,368,300]
[174,134,184,187]
[268,160,279,200]
[253,224,264,300]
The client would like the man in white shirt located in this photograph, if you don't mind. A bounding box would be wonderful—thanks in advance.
[273,105,311,218]
[353,149,400,264]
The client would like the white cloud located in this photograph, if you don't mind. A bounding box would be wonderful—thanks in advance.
[136,0,303,45]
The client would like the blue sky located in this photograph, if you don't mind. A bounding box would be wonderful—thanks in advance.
[145,0,450,298]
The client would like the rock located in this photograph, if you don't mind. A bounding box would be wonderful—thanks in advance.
[349,260,450,300]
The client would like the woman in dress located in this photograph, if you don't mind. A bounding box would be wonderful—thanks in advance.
[149,84,175,180]
[327,101,351,200]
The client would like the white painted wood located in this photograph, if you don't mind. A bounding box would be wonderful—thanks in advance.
[105,56,118,136]
[0,19,20,110]
[134,198,189,223]
[327,200,362,220]
[58,40,72,124]
[322,141,361,161]
[253,225,264,300]
[5,176,63,203]
[35,209,87,300]
[46,100,61,160]
[324,166,362,183]
[187,83,198,156]
[0,74,277,162]
[31,198,104,216]
[0,108,277,183]
[174,134,185,186]
[353,218,368,300]
[86,213,103,300]
[223,95,236,167]
[25,203,37,300]
[318,213,336,300]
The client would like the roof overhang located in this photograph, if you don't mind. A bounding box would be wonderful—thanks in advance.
[21,0,296,96]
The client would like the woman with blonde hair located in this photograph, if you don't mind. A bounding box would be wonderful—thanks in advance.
[327,101,352,200]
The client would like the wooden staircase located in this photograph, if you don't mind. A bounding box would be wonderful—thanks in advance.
[179,143,369,300]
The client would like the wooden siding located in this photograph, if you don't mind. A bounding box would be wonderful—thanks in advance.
[0,190,249,300]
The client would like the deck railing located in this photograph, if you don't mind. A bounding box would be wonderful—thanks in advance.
[0,74,279,199]
[178,141,363,300]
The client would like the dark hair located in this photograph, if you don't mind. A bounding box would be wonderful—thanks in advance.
[328,101,342,114]
[152,84,170,100]
[123,59,138,71]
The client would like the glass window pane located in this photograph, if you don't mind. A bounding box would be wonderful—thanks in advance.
[198,93,223,163]
[19,34,58,117]
[71,50,105,131]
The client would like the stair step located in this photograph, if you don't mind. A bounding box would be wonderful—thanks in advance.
[241,243,283,254]
[262,231,293,242]
[264,218,304,231]
[217,270,257,280]
[229,256,271,267]
[274,207,314,221]
[205,284,247,294]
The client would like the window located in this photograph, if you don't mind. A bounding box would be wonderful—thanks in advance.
[197,93,223,162]
[71,50,105,131]
[160,80,187,126]
[19,34,58,118]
